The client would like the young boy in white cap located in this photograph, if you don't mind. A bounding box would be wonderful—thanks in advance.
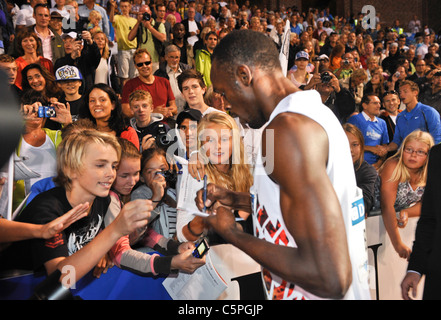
[55,65,83,121]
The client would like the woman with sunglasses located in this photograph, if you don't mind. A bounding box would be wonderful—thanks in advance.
[93,31,120,94]
[378,130,434,260]
[363,67,385,100]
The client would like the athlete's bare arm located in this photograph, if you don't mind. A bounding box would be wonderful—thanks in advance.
[203,112,352,299]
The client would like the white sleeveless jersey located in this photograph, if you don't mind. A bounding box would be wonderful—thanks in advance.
[251,90,370,300]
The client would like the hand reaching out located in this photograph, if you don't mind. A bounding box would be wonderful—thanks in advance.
[170,245,206,273]
[112,199,154,237]
[40,202,90,239]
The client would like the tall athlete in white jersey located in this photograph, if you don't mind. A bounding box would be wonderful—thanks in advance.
[195,30,371,300]
[251,90,370,299]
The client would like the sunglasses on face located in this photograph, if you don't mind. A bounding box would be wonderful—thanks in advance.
[136,61,152,67]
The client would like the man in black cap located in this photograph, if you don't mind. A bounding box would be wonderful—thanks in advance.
[49,11,63,36]
[175,108,202,159]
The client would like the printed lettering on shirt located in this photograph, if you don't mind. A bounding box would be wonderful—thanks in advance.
[68,215,103,255]
[365,126,382,140]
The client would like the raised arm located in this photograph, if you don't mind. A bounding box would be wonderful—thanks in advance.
[45,199,153,287]
[108,0,116,23]
[0,203,89,243]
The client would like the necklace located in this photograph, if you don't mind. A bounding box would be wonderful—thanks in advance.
[25,130,41,138]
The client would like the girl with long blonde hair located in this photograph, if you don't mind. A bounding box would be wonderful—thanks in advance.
[197,112,253,193]
[379,130,434,260]
[177,112,254,243]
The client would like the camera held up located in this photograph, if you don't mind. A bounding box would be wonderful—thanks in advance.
[37,106,56,118]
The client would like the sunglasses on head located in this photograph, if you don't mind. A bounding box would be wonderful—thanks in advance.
[136,61,152,67]
[382,90,398,98]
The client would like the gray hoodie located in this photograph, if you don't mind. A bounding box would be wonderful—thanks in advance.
[129,113,166,152]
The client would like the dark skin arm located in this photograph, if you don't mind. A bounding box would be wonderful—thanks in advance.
[184,185,252,241]
[197,113,352,299]
[195,183,252,213]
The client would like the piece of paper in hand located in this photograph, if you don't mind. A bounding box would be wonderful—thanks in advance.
[174,155,204,213]
[162,252,227,300]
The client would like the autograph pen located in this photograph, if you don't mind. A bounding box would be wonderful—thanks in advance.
[203,174,207,213]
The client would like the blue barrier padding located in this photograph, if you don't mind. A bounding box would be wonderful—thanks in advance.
[72,267,171,300]
[0,272,45,300]
[0,262,172,300]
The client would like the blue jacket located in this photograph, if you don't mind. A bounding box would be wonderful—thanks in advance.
[392,102,441,146]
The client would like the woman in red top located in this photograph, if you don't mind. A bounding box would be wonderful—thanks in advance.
[80,83,140,150]
[14,30,54,89]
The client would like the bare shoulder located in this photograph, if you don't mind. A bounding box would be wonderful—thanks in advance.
[263,112,329,159]
[262,112,329,187]
[380,157,399,178]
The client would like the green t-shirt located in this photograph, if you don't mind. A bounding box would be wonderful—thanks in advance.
[138,20,166,62]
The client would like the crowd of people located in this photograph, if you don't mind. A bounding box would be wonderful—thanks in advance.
[0,0,441,300]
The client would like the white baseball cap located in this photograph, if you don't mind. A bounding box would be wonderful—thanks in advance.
[55,65,83,82]
[61,32,78,39]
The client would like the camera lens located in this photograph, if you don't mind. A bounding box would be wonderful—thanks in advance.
[321,71,332,83]
[142,12,151,21]
[47,108,56,117]
[158,134,171,146]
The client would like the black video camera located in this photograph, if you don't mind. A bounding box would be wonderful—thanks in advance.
[321,71,332,84]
